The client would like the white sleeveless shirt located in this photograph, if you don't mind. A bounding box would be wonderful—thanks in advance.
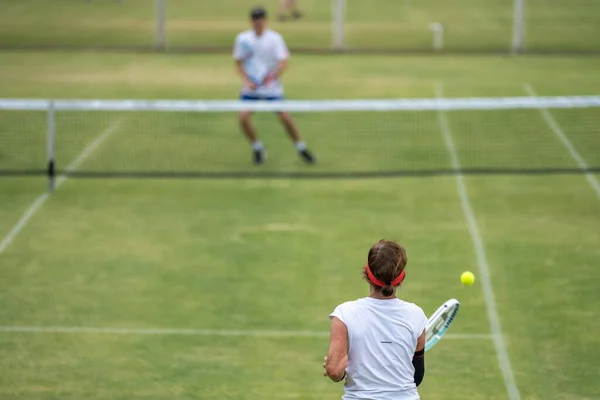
[329,297,428,400]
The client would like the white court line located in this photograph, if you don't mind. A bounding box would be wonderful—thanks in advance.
[0,120,122,255]
[435,83,521,400]
[0,325,492,340]
[56,119,122,188]
[523,83,600,200]
[0,193,50,254]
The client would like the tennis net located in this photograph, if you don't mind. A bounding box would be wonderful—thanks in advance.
[1,96,599,186]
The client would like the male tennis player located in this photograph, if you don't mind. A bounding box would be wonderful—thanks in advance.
[233,6,315,165]
[323,240,427,400]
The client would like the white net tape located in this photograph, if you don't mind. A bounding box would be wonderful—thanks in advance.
[1,96,600,112]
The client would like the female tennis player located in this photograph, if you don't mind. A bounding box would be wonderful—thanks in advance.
[323,239,427,400]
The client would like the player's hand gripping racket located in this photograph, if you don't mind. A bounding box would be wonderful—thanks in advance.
[247,70,276,90]
[425,298,460,352]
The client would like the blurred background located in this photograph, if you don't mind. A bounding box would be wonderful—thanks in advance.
[2,0,600,52]
[1,1,599,400]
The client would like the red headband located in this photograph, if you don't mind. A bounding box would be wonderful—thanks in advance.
[365,263,406,287]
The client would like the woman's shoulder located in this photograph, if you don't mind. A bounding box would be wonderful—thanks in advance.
[333,298,362,311]
[329,299,362,323]
[401,298,425,310]
[330,298,369,317]
[396,299,427,316]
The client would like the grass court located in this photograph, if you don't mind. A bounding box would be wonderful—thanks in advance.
[1,2,600,399]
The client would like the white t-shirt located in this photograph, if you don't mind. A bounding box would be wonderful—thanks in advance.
[329,297,428,400]
[233,29,289,97]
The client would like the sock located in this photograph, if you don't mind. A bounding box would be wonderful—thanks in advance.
[252,141,264,151]
[295,141,307,151]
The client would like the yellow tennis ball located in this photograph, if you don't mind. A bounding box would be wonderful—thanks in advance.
[460,271,475,286]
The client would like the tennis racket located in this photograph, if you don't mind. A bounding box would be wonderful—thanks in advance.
[425,298,460,352]
[239,41,272,88]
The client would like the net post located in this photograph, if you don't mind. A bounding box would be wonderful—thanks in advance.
[47,100,56,192]
[511,0,525,53]
[332,0,346,50]
[155,0,167,51]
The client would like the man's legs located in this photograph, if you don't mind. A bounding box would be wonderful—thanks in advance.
[278,0,302,21]
[239,111,265,165]
[277,111,315,163]
[277,111,301,143]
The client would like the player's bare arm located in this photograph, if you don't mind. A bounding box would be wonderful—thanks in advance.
[235,59,256,90]
[324,316,348,382]
[265,59,287,84]
[416,328,425,352]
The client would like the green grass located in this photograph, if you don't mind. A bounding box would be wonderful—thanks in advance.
[0,0,599,52]
[0,177,506,400]
[1,50,600,400]
[2,52,600,99]
[464,175,600,399]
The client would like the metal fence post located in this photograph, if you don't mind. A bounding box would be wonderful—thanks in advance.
[155,0,167,51]
[429,23,444,52]
[47,100,55,192]
[332,0,346,50]
[512,0,525,53]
